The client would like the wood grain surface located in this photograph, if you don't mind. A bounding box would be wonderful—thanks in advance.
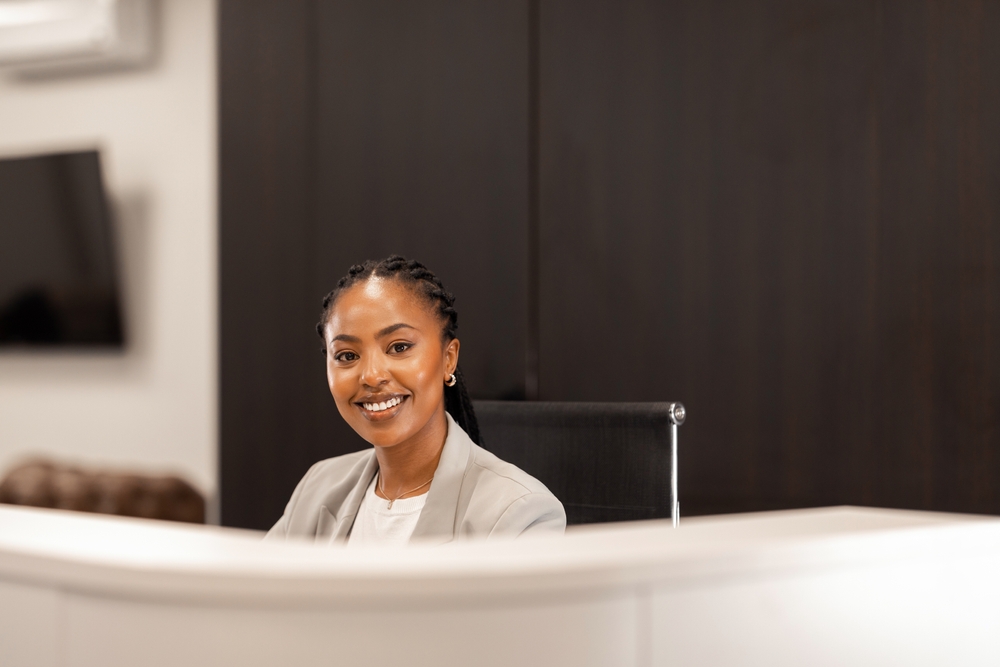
[221,0,1000,528]
[538,0,1000,516]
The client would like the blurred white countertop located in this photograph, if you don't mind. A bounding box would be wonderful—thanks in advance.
[3,504,998,667]
[0,503,994,606]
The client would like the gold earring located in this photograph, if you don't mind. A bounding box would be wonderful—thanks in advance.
[445,373,457,387]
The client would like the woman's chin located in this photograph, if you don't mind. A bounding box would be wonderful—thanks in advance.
[339,398,407,441]
[340,397,445,450]
[353,415,412,448]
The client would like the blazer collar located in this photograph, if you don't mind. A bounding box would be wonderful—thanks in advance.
[328,413,474,545]
[410,412,473,545]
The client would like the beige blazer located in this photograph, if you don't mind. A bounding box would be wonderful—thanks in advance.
[264,413,566,545]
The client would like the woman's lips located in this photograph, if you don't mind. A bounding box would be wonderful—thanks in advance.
[356,395,408,421]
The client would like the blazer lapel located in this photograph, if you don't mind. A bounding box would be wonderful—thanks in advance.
[320,450,379,544]
[411,413,472,545]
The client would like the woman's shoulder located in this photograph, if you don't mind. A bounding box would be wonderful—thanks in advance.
[461,442,566,535]
[264,448,374,541]
[466,443,553,497]
[472,443,548,493]
[298,448,372,490]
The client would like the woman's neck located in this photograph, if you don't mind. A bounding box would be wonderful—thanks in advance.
[373,408,448,500]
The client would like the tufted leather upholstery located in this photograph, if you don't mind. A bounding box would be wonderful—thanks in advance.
[0,460,205,524]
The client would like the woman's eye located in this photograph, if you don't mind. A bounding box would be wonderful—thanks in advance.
[334,351,358,362]
[389,342,411,354]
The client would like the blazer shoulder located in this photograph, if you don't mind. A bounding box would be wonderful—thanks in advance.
[462,442,566,537]
[300,449,371,489]
[264,448,372,541]
[467,443,555,497]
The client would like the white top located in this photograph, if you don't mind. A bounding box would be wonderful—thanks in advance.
[346,474,427,547]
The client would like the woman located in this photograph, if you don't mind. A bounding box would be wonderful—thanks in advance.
[265,256,565,546]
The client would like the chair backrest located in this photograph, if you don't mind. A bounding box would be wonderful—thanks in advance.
[473,401,678,526]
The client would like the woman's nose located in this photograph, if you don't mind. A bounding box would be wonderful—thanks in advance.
[359,356,389,387]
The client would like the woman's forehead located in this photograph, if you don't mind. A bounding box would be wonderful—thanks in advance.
[327,278,433,335]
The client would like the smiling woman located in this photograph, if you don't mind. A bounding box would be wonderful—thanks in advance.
[264,256,566,546]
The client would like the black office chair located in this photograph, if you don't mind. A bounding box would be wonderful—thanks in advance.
[473,401,685,526]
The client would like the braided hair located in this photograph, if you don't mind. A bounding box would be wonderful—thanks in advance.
[316,255,481,444]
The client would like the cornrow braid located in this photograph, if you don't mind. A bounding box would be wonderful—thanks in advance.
[316,255,481,444]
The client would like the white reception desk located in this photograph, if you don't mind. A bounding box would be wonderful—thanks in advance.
[1,504,998,666]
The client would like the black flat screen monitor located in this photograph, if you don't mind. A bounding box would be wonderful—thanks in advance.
[0,150,123,347]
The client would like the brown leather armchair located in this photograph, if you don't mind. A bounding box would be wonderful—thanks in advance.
[0,459,205,524]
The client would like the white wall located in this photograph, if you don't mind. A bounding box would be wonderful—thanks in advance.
[0,1,218,502]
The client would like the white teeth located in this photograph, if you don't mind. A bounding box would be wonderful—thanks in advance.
[363,397,401,412]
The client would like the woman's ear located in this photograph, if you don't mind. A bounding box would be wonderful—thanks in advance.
[444,338,460,376]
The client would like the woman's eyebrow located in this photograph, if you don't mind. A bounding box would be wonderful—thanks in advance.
[330,333,361,343]
[376,323,415,339]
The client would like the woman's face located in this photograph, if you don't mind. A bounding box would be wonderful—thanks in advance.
[323,277,459,450]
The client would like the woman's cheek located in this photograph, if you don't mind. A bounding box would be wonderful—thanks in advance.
[329,367,355,403]
[408,361,437,391]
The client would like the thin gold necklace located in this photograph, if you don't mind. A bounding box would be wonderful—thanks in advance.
[378,472,433,509]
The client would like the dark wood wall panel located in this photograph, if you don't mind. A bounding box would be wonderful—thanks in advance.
[312,0,529,402]
[219,0,320,529]
[220,1,528,529]
[538,0,1000,516]
[222,0,999,529]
